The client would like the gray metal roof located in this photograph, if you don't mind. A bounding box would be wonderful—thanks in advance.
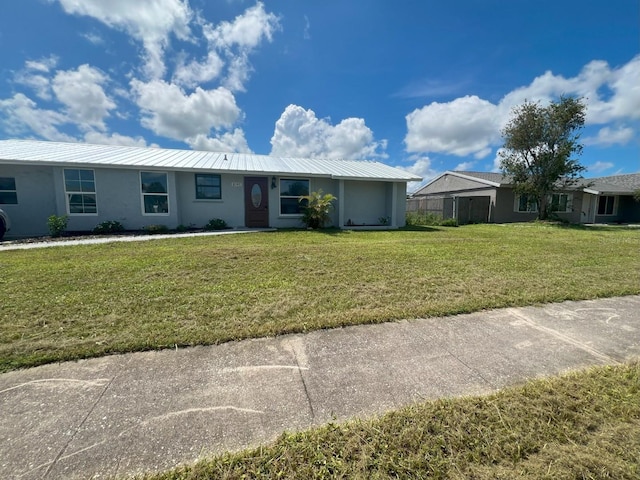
[0,139,421,182]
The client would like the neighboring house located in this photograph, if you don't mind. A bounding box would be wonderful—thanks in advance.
[0,139,421,239]
[409,170,640,225]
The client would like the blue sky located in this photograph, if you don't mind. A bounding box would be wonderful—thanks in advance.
[0,0,638,190]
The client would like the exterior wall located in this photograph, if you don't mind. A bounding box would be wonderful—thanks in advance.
[175,171,245,228]
[343,180,388,226]
[0,164,56,238]
[1,162,411,237]
[594,195,640,224]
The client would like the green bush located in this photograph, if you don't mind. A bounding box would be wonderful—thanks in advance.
[204,218,228,231]
[300,190,336,229]
[47,215,68,237]
[176,224,190,232]
[405,211,443,226]
[143,224,169,235]
[93,220,125,234]
[440,218,458,227]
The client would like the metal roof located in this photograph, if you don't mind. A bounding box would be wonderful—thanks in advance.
[0,139,421,182]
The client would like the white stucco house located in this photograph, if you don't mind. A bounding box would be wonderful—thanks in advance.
[0,140,421,239]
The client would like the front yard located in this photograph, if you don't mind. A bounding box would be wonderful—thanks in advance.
[1,224,639,372]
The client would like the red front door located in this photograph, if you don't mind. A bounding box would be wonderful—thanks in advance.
[244,177,269,227]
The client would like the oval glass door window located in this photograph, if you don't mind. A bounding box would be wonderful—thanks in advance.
[251,183,262,208]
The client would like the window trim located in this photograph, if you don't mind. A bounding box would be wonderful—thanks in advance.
[0,176,18,205]
[550,193,572,213]
[597,195,616,216]
[63,168,97,215]
[514,194,538,213]
[140,171,170,216]
[195,173,222,200]
[279,178,310,216]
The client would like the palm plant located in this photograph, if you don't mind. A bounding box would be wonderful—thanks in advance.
[299,190,337,229]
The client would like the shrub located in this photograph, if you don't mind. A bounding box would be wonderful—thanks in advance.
[405,212,443,226]
[47,214,68,237]
[439,218,458,227]
[204,218,228,231]
[93,220,125,235]
[143,224,169,234]
[300,190,336,229]
[176,224,190,232]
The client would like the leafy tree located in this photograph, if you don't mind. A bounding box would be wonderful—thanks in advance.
[499,96,586,220]
[299,190,336,229]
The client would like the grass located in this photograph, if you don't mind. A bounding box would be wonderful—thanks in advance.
[137,361,640,479]
[1,224,639,372]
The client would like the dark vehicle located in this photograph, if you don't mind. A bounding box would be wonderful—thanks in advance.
[0,208,10,240]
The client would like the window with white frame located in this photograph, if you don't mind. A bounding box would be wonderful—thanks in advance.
[141,171,169,214]
[550,193,572,213]
[515,194,537,213]
[0,177,17,204]
[195,174,221,200]
[64,169,97,214]
[597,195,615,215]
[279,178,309,215]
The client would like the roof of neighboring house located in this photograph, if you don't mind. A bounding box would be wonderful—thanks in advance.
[413,170,640,196]
[582,173,640,195]
[0,139,421,182]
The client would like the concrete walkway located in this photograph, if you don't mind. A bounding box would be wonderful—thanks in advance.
[1,295,639,479]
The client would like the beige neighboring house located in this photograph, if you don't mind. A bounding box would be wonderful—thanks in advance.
[408,171,640,225]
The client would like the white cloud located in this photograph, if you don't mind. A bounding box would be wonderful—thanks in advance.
[270,104,386,159]
[84,131,150,147]
[584,126,635,146]
[454,161,475,171]
[187,129,251,153]
[132,79,241,140]
[53,0,193,78]
[405,55,640,159]
[0,93,74,141]
[405,95,499,158]
[202,2,280,91]
[588,161,615,174]
[14,56,59,100]
[52,65,116,130]
[207,2,279,51]
[400,155,439,193]
[173,51,224,88]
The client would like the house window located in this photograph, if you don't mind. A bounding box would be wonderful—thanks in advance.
[280,178,309,215]
[64,169,97,214]
[0,177,17,204]
[550,193,571,213]
[515,194,537,213]
[195,174,221,200]
[141,172,169,214]
[597,195,615,215]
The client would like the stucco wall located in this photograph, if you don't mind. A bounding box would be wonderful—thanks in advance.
[343,180,388,226]
[0,164,56,238]
[417,174,489,195]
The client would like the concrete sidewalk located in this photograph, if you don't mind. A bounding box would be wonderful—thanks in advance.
[1,296,639,479]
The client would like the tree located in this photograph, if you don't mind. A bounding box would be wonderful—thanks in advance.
[499,96,586,220]
[299,190,336,229]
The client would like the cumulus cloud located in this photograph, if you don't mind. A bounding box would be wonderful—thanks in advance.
[173,51,224,88]
[84,131,150,147]
[270,104,387,159]
[52,65,115,130]
[400,155,439,193]
[0,93,75,141]
[405,55,640,157]
[584,126,635,146]
[405,95,499,158]
[53,0,193,78]
[14,55,59,100]
[187,129,251,152]
[131,79,241,139]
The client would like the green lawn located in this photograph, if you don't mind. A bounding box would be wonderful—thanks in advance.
[139,361,640,480]
[1,224,639,372]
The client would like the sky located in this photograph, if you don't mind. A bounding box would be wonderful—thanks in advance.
[0,0,638,191]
